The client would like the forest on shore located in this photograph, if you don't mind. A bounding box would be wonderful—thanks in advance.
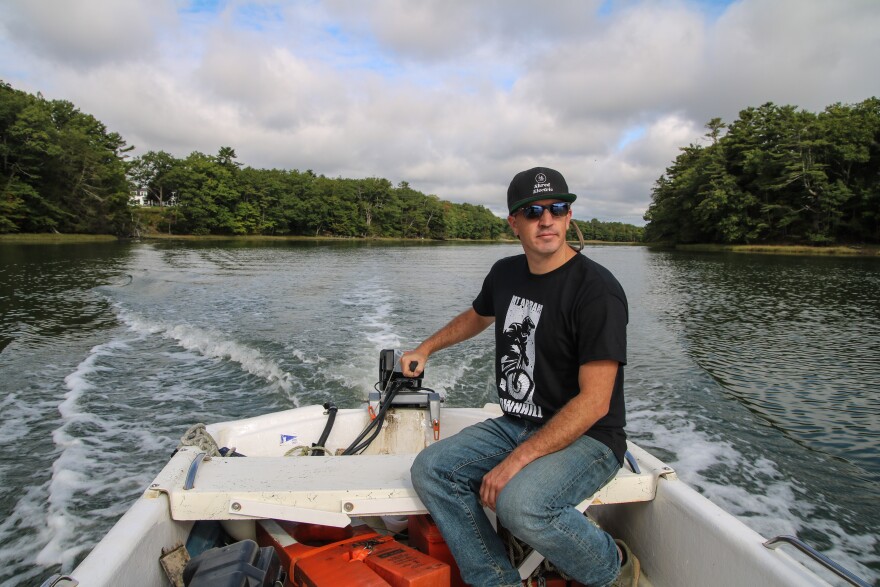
[644,98,880,245]
[0,81,642,242]
[10,77,874,247]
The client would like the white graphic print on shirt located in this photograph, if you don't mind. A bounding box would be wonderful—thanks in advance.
[499,295,543,419]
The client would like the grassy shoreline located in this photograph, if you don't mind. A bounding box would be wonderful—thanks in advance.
[0,232,515,245]
[0,233,119,244]
[673,243,880,257]
[135,232,516,244]
[3,233,876,257]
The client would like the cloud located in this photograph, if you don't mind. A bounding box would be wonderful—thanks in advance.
[0,0,173,69]
[518,3,707,122]
[0,0,878,225]
[584,114,703,224]
[322,0,604,63]
[696,0,880,120]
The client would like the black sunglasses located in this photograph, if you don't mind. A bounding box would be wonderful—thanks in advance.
[517,202,570,219]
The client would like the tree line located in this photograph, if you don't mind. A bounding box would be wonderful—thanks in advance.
[129,149,508,240]
[644,98,880,245]
[130,149,643,241]
[0,80,643,241]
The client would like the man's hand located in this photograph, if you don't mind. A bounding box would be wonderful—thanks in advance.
[479,360,620,510]
[401,349,427,377]
[480,455,526,510]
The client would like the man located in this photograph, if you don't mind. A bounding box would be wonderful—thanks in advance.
[403,167,639,587]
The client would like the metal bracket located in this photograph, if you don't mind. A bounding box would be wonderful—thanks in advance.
[624,450,641,474]
[38,575,79,587]
[183,452,208,490]
[764,535,871,587]
[227,497,352,527]
[339,496,427,516]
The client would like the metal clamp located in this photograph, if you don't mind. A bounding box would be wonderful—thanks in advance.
[428,392,441,441]
[624,450,641,474]
[39,575,79,587]
[183,452,208,490]
[763,535,871,587]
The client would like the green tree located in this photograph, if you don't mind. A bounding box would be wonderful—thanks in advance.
[0,84,131,234]
[645,97,880,245]
[128,150,178,206]
[172,151,240,234]
[3,97,65,231]
[355,177,393,237]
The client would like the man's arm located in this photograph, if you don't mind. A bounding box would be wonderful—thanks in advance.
[401,308,494,376]
[479,359,619,510]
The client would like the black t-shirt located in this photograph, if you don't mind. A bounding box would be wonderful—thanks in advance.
[472,253,628,463]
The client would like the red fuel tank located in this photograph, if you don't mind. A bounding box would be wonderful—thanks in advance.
[295,535,450,587]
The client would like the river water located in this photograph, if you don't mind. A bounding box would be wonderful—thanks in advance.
[0,240,877,586]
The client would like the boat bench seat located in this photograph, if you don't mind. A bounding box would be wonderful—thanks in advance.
[154,442,669,528]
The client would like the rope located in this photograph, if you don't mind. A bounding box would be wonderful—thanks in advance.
[569,220,585,252]
[499,524,567,586]
[284,445,329,457]
[508,514,604,583]
[177,423,221,457]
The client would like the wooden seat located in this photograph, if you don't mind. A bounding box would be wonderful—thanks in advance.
[155,442,667,534]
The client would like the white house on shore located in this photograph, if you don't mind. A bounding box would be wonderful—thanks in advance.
[130,187,150,206]
[130,188,178,207]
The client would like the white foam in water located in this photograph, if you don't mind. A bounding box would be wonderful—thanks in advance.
[290,349,322,365]
[0,357,120,585]
[0,392,46,445]
[333,283,405,394]
[35,341,128,571]
[0,481,62,585]
[341,283,402,349]
[0,393,72,584]
[24,335,181,580]
[115,306,297,401]
[627,393,879,585]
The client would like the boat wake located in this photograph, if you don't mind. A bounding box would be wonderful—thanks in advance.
[626,389,879,585]
[37,339,170,573]
[114,306,298,401]
[24,310,308,579]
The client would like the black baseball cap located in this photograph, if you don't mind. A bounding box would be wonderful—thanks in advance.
[507,167,577,214]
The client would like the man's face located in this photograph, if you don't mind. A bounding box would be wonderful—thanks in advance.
[507,199,572,258]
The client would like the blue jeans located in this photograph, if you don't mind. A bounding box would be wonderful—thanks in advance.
[411,415,622,587]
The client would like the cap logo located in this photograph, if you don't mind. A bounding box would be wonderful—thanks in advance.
[533,171,553,195]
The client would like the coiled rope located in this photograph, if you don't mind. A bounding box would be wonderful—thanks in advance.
[177,423,221,456]
[499,524,570,586]
[283,445,329,457]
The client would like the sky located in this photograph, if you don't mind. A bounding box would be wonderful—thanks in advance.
[1,0,878,225]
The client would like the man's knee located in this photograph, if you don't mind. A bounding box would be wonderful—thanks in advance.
[410,441,444,492]
[496,484,548,536]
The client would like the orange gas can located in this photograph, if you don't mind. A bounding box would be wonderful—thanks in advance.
[256,519,378,577]
[295,535,450,587]
[295,555,391,586]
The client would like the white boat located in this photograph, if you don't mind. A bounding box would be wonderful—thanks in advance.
[42,359,869,587]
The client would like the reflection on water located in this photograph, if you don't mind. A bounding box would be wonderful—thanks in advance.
[0,243,129,353]
[651,251,880,478]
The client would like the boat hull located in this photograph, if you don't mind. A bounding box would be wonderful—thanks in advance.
[592,478,826,586]
[59,405,832,587]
